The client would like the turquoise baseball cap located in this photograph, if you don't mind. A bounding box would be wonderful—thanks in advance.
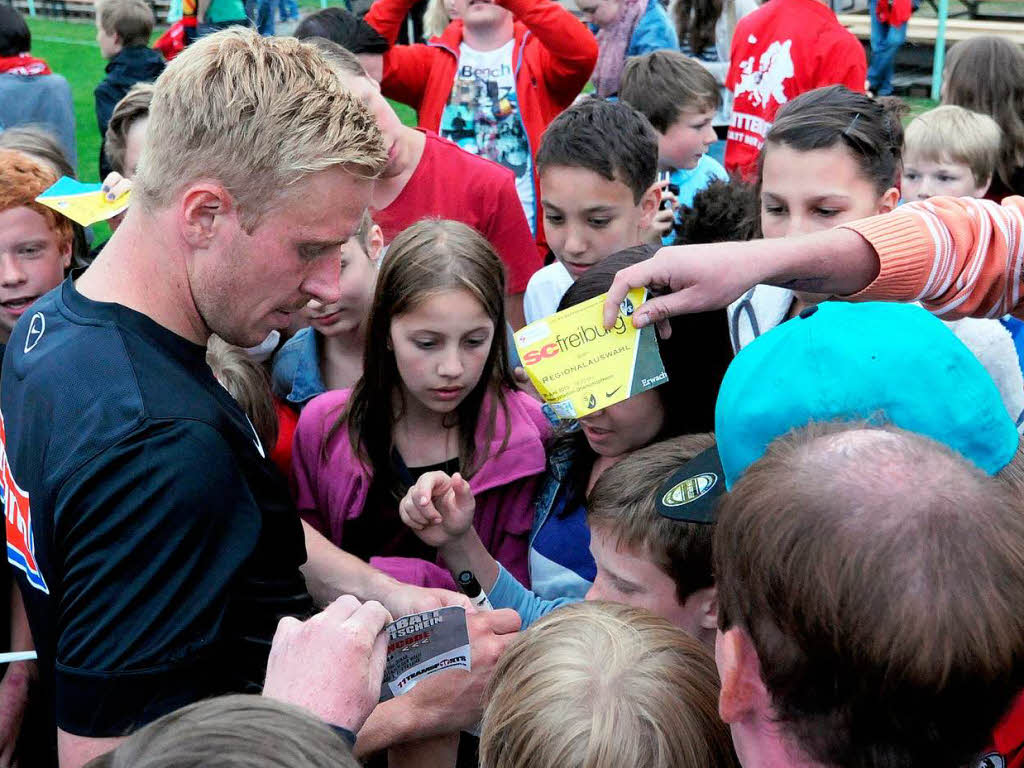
[715,301,1020,488]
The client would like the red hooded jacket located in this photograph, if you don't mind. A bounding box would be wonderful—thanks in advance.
[365,0,598,253]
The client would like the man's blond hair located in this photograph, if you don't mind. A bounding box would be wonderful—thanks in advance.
[480,602,738,768]
[904,105,1002,186]
[97,0,155,48]
[135,29,386,230]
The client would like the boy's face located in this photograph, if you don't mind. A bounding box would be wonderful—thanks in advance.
[901,152,989,201]
[451,0,512,30]
[303,225,383,337]
[539,164,657,278]
[95,18,122,59]
[586,526,706,638]
[0,205,70,343]
[657,107,718,171]
[335,71,406,178]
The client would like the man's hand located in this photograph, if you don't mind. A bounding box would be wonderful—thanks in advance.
[400,609,521,731]
[603,241,767,336]
[263,595,392,733]
[0,662,33,767]
[399,472,476,548]
[603,230,881,334]
[380,583,474,619]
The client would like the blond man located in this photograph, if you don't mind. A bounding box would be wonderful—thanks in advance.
[0,30,510,768]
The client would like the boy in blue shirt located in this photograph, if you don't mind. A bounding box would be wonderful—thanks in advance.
[619,49,728,246]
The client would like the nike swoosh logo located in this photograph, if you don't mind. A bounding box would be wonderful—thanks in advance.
[605,386,622,399]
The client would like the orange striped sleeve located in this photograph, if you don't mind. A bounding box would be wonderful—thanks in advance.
[841,196,1024,319]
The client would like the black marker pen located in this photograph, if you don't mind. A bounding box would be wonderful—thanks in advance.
[457,570,493,611]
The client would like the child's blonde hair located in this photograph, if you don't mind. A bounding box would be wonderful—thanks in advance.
[904,105,1002,187]
[422,0,451,39]
[207,335,278,453]
[480,601,739,768]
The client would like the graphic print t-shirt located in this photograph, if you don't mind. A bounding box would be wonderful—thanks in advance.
[441,40,536,232]
[723,0,866,178]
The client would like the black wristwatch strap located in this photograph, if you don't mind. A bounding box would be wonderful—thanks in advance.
[328,723,358,748]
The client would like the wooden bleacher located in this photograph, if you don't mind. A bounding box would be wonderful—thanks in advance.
[838,11,1024,47]
[9,0,173,22]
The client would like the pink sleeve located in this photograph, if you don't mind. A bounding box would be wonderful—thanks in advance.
[841,196,1024,319]
[371,556,459,590]
[290,400,328,535]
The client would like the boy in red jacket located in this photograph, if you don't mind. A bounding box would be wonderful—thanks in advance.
[723,0,866,179]
[365,0,597,253]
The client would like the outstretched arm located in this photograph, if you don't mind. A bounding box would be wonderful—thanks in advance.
[605,197,1024,330]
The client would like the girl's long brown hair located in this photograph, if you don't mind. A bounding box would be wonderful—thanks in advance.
[325,218,515,502]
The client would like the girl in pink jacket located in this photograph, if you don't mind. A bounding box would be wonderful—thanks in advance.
[291,218,550,590]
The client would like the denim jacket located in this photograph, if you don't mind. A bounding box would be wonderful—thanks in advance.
[270,328,327,409]
[527,430,595,601]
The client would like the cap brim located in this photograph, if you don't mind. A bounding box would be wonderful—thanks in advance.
[655,445,725,524]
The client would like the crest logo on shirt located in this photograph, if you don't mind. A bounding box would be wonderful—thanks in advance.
[23,312,44,354]
[735,39,794,109]
[0,412,48,594]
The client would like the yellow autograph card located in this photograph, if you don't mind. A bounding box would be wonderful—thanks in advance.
[514,288,668,420]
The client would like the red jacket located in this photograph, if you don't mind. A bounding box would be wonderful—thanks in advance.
[366,0,598,253]
[876,0,912,27]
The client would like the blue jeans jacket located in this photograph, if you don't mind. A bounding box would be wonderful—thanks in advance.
[527,432,595,602]
[270,327,327,409]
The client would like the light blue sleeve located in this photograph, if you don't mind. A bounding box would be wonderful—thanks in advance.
[488,565,580,629]
[626,0,679,56]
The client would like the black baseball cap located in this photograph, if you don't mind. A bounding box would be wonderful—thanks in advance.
[655,445,725,524]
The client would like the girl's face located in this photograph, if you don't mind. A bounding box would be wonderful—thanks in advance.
[390,288,496,416]
[576,0,619,27]
[303,225,384,337]
[577,388,666,458]
[760,143,899,240]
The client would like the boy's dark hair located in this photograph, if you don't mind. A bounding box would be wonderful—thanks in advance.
[294,7,390,54]
[536,97,658,204]
[762,85,906,196]
[587,433,717,603]
[619,50,721,134]
[673,180,759,245]
[715,421,1024,768]
[0,5,31,57]
[98,0,155,48]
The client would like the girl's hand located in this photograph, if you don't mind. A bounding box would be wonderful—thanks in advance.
[399,471,476,548]
[101,172,131,201]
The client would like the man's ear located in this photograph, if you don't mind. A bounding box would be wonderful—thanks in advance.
[180,184,235,249]
[638,180,662,229]
[366,224,385,264]
[878,186,900,214]
[717,627,770,725]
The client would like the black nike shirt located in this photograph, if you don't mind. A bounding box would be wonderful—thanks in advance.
[0,275,314,761]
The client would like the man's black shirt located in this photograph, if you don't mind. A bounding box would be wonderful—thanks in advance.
[1,275,314,755]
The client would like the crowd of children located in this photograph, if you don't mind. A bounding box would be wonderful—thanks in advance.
[5,0,1024,767]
